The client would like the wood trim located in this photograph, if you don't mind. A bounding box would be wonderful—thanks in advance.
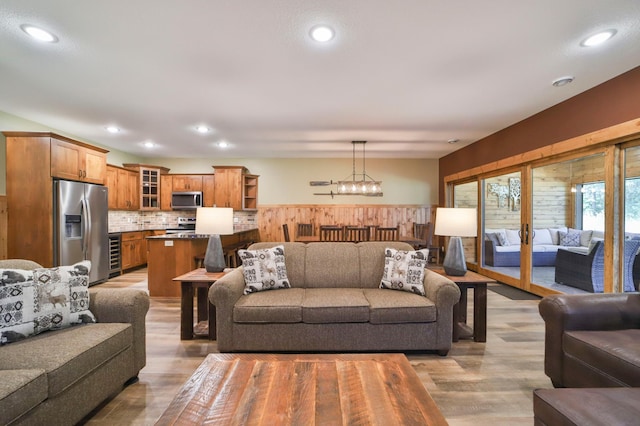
[1,131,109,153]
[444,118,640,183]
[0,195,6,260]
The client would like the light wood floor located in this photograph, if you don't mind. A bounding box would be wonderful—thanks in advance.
[83,268,550,426]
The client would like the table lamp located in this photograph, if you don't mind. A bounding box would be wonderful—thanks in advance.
[195,207,234,272]
[434,207,477,276]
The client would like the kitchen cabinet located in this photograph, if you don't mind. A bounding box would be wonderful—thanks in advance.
[106,165,139,210]
[171,174,203,191]
[121,231,146,271]
[213,166,258,210]
[50,137,107,185]
[160,175,173,210]
[203,175,215,207]
[3,132,109,267]
[123,164,170,211]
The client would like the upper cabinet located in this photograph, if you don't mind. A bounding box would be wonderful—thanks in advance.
[172,174,203,191]
[212,166,259,210]
[50,137,108,185]
[106,165,139,210]
[123,164,170,211]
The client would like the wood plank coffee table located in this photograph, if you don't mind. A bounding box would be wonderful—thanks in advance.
[156,353,447,425]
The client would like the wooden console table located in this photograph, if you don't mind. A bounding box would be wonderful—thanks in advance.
[173,268,226,340]
[431,269,496,342]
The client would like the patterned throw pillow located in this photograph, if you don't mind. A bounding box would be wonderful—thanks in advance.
[0,261,95,345]
[379,248,429,296]
[559,230,581,247]
[495,230,510,246]
[238,245,291,294]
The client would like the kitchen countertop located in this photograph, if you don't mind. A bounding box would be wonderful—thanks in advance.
[146,226,258,239]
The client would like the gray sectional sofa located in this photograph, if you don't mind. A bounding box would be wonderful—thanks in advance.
[209,241,460,355]
[0,260,149,426]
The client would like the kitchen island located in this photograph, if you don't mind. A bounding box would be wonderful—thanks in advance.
[146,227,259,297]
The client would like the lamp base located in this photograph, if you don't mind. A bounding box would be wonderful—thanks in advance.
[204,235,226,272]
[443,236,467,276]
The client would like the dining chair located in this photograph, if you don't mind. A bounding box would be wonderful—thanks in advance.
[282,223,291,242]
[296,223,314,238]
[344,226,370,243]
[414,222,440,264]
[375,226,399,241]
[320,225,344,241]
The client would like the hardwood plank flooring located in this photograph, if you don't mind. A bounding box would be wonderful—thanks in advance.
[83,268,550,425]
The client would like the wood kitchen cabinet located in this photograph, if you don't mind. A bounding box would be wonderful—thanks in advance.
[171,174,203,191]
[123,164,170,211]
[106,164,139,210]
[203,174,215,207]
[160,174,173,210]
[212,166,258,210]
[50,137,107,185]
[121,231,146,271]
[3,132,108,266]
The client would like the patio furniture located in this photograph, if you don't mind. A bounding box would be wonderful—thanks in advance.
[554,239,640,292]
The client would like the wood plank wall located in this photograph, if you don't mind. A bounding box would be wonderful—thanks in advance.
[256,204,436,242]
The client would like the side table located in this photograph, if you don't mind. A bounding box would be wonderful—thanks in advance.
[173,268,226,340]
[431,269,496,342]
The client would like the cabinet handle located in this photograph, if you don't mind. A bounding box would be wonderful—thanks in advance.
[79,169,82,178]
[83,170,87,177]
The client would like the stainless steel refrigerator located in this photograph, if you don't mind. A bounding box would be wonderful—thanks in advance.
[53,180,110,285]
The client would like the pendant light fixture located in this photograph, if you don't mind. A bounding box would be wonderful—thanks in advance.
[336,141,382,196]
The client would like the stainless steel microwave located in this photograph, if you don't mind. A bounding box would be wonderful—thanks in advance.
[171,192,203,210]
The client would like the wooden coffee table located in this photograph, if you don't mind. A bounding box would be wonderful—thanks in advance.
[156,353,447,425]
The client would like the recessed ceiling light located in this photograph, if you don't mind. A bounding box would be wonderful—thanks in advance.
[105,126,120,134]
[447,138,460,144]
[217,141,229,148]
[143,141,155,148]
[195,125,210,134]
[581,29,617,47]
[552,76,574,87]
[20,24,58,43]
[310,25,335,42]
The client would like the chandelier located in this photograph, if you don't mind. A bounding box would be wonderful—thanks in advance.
[336,141,382,196]
[309,141,383,197]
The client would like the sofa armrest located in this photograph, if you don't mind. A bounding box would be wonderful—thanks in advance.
[89,288,150,375]
[539,293,640,386]
[423,270,461,348]
[209,267,246,351]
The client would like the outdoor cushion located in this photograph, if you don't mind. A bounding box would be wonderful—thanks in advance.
[302,288,369,323]
[233,288,304,323]
[0,369,47,426]
[364,289,436,324]
[0,323,132,397]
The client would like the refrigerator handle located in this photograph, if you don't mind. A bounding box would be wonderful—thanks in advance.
[82,198,90,256]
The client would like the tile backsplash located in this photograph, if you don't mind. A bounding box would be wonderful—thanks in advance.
[108,210,257,232]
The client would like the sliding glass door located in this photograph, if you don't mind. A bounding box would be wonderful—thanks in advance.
[452,181,478,268]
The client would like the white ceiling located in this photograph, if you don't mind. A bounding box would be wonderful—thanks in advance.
[1,1,639,159]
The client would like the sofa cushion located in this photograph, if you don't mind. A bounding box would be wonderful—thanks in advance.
[564,329,640,386]
[559,229,581,247]
[532,229,553,245]
[364,289,436,324]
[302,288,369,323]
[0,369,48,426]
[304,243,360,289]
[1,262,95,345]
[238,245,291,294]
[233,288,304,323]
[505,229,521,245]
[549,227,568,245]
[0,323,132,397]
[379,248,428,296]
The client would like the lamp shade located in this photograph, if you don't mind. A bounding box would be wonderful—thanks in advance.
[195,207,234,235]
[434,208,477,237]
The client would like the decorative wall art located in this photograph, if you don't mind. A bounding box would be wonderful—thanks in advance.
[487,183,509,208]
[509,177,521,211]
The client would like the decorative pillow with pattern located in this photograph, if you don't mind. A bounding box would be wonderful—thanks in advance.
[238,245,291,294]
[0,261,95,345]
[559,229,581,247]
[0,269,36,344]
[379,248,429,296]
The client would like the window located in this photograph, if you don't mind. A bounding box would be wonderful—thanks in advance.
[576,182,604,232]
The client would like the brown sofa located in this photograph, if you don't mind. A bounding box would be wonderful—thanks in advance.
[209,241,460,355]
[534,293,640,424]
[0,260,149,426]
